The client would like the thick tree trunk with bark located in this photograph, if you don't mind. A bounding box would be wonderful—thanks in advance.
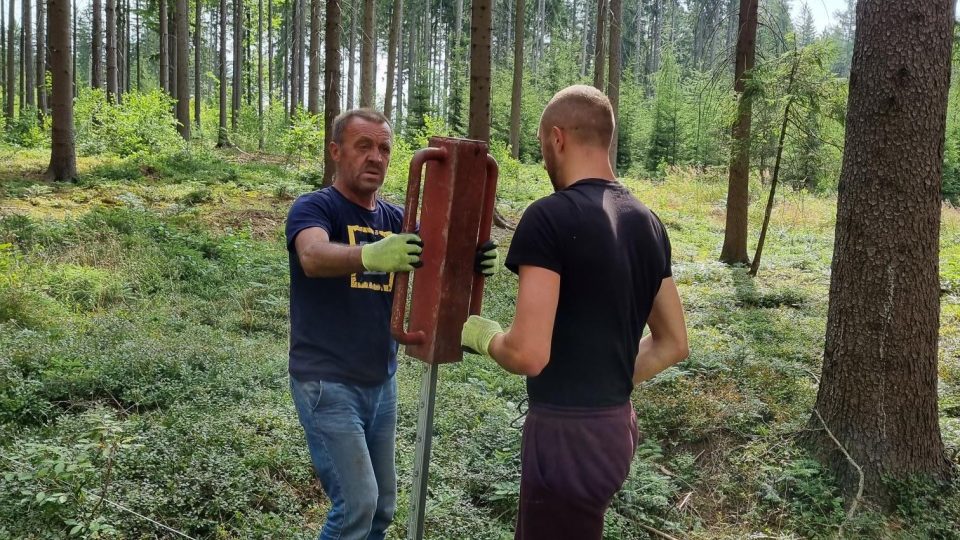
[383,0,402,119]
[232,0,242,129]
[468,0,491,141]
[175,0,189,137]
[290,0,300,111]
[323,0,341,186]
[159,0,168,92]
[135,0,140,90]
[46,0,76,181]
[307,0,320,113]
[258,0,264,148]
[346,0,355,109]
[359,0,375,107]
[106,0,118,101]
[268,0,272,104]
[508,0,522,158]
[803,0,955,507]
[607,0,621,169]
[719,0,757,265]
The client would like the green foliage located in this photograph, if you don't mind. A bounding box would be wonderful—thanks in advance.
[74,89,182,157]
[280,110,326,167]
[3,107,48,148]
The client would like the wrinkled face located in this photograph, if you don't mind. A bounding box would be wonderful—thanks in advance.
[537,123,561,191]
[331,118,393,195]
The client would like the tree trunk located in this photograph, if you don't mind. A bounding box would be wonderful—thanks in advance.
[359,0,374,107]
[468,0,491,140]
[4,0,11,121]
[72,0,76,95]
[245,9,251,105]
[296,0,304,110]
[159,0,168,92]
[750,52,798,277]
[217,0,229,145]
[175,0,189,137]
[804,0,955,507]
[592,0,605,89]
[607,0,621,169]
[346,0,355,108]
[169,5,177,99]
[46,0,77,181]
[23,0,34,107]
[719,0,757,265]
[268,0,272,105]
[232,0,242,129]
[106,0,118,101]
[649,0,661,74]
[1,0,4,117]
[323,0,341,186]
[135,0,140,90]
[383,0,402,119]
[508,0,522,158]
[258,0,264,148]
[195,0,201,127]
[289,0,300,111]
[307,0,320,113]
[36,0,46,121]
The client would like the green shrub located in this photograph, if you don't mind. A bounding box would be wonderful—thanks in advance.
[74,88,182,157]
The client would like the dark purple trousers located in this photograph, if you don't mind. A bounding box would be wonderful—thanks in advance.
[515,402,639,540]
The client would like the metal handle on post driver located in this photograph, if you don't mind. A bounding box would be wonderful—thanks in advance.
[469,154,499,316]
[391,147,448,345]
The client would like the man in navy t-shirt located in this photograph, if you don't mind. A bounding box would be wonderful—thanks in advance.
[285,109,422,540]
[287,109,498,540]
[461,86,690,539]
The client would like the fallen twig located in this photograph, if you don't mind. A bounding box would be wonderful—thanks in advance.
[639,522,682,540]
[813,408,864,537]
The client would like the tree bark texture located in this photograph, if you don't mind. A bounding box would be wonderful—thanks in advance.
[23,0,33,107]
[46,0,77,181]
[359,0,375,107]
[175,0,189,137]
[4,0,11,120]
[323,0,341,186]
[719,0,757,265]
[307,0,320,113]
[217,0,229,145]
[159,0,168,92]
[607,0,621,169]
[508,0,522,158]
[383,0,402,119]
[468,0,491,141]
[106,0,118,101]
[804,0,955,505]
[195,0,201,126]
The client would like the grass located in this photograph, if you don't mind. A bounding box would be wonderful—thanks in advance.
[1,144,959,539]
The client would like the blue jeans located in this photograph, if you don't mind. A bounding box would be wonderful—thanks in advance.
[290,375,398,540]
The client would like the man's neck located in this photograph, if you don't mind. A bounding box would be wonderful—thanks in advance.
[333,182,377,210]
[556,151,616,190]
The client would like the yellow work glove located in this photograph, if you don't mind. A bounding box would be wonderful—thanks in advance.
[461,315,504,357]
[474,240,501,277]
[360,233,423,273]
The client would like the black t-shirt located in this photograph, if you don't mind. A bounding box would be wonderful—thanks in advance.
[506,179,672,407]
[285,187,404,386]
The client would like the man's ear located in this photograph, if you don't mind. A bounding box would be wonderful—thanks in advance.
[329,142,341,162]
[551,125,564,154]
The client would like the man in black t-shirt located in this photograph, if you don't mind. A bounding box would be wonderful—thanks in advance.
[461,85,689,540]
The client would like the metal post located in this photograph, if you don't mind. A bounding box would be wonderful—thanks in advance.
[407,362,439,540]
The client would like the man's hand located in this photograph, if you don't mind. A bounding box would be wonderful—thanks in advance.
[360,233,424,273]
[461,315,504,357]
[474,240,501,277]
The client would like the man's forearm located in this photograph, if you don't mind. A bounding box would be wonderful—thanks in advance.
[488,331,547,377]
[300,241,366,277]
[633,334,688,384]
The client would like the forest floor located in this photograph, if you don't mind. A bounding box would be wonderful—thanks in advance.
[1,144,959,539]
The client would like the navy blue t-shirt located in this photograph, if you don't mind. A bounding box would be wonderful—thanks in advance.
[285,187,404,386]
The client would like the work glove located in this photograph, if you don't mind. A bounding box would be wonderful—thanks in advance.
[461,315,504,357]
[474,240,501,277]
[360,233,424,273]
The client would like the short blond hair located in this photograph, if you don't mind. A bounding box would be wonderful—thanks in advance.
[540,85,615,149]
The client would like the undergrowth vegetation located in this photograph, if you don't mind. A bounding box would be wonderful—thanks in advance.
[1,145,959,538]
